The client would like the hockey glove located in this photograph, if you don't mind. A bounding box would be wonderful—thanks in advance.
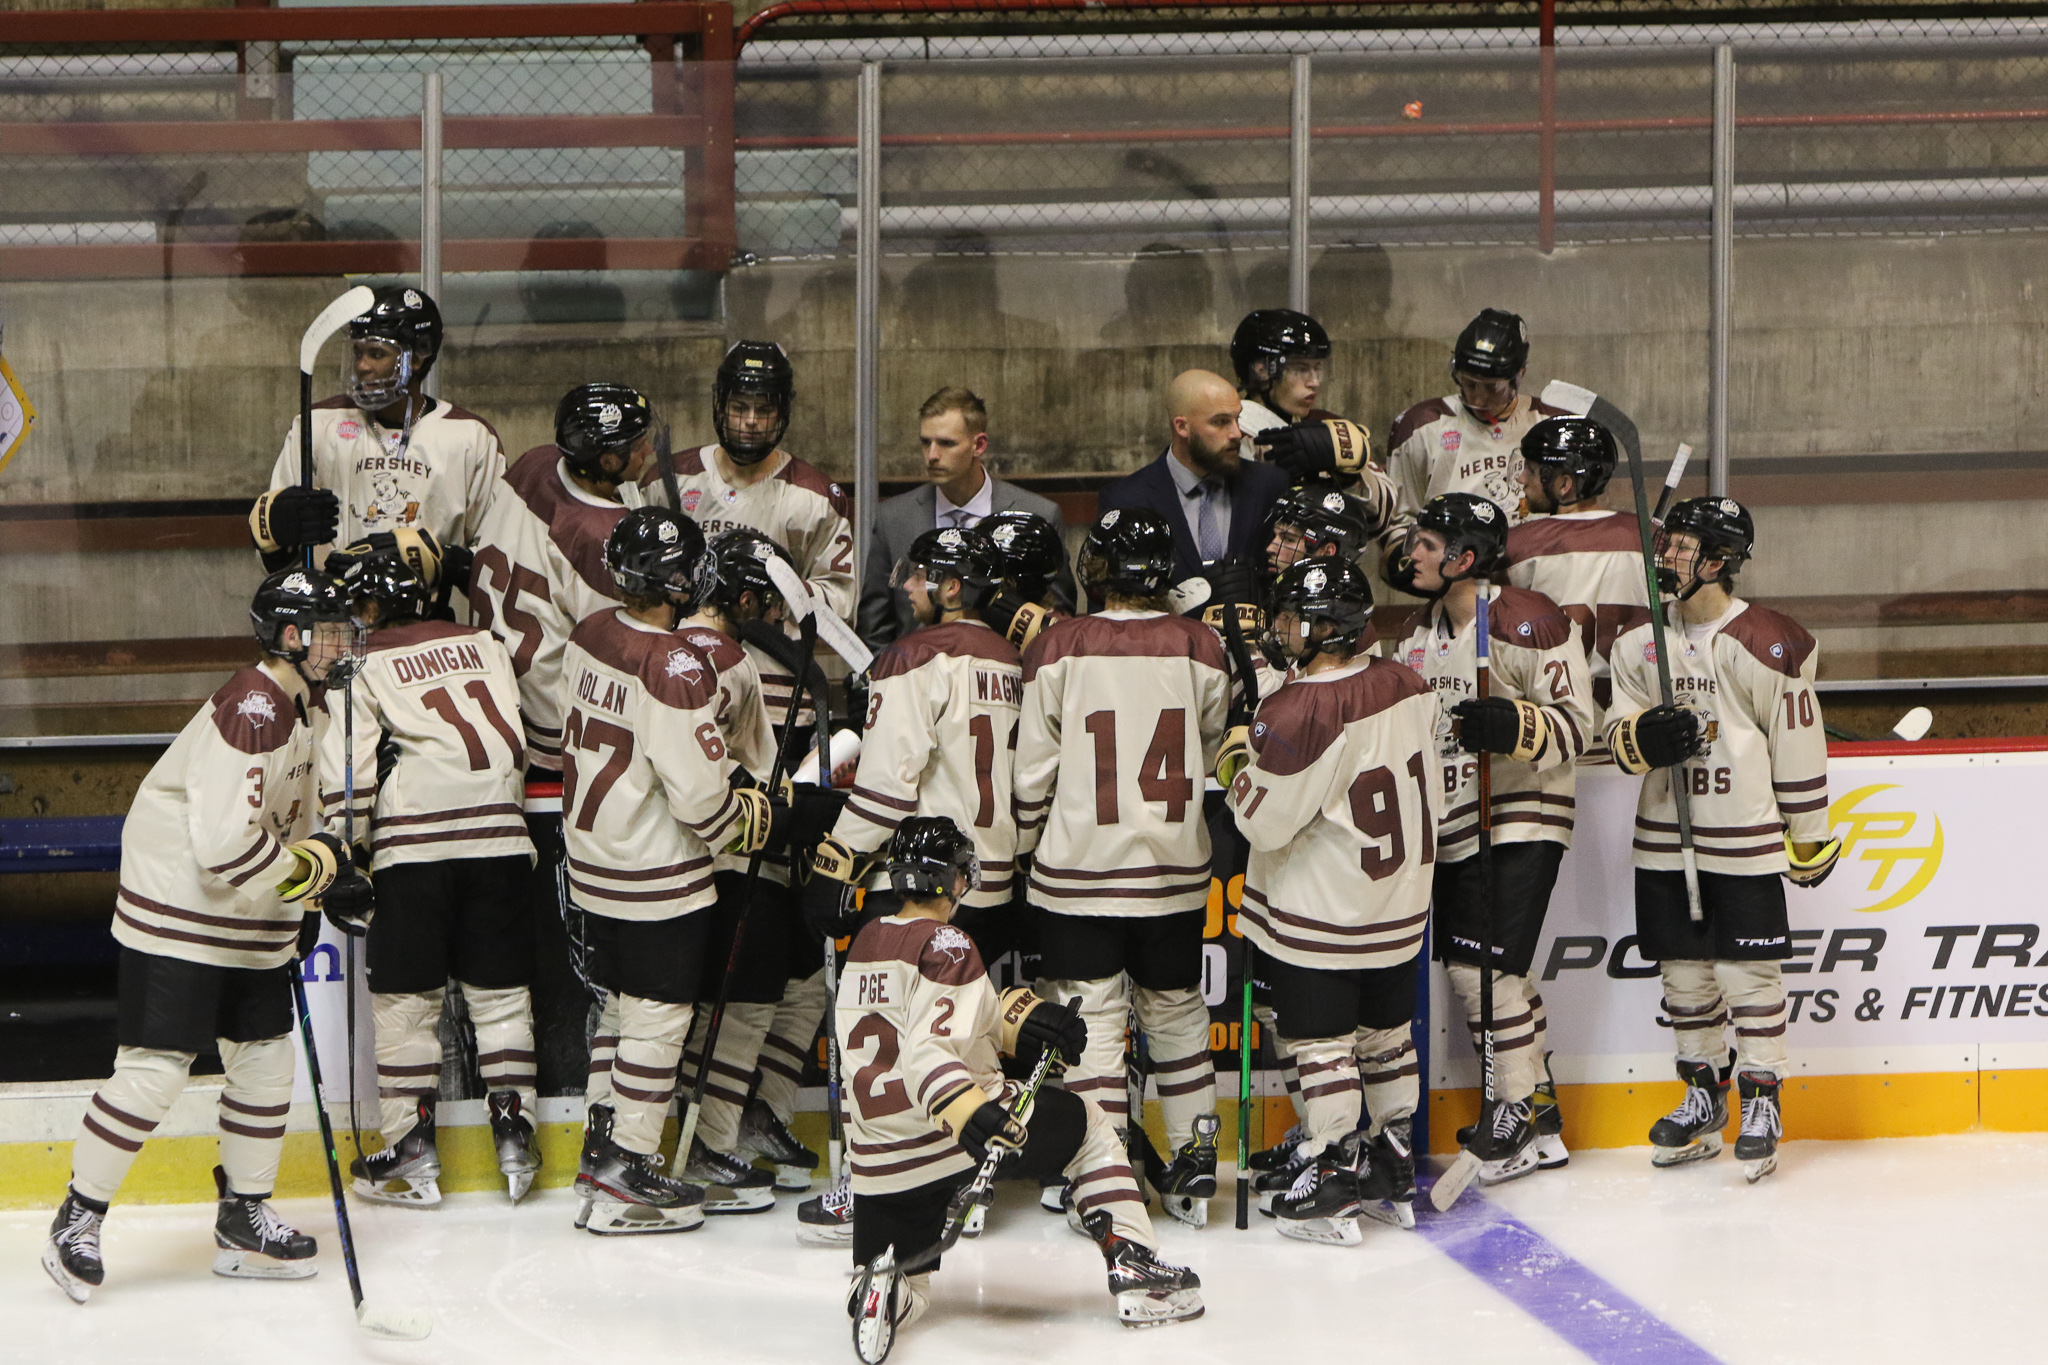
[1785,835,1842,888]
[803,834,869,939]
[958,1099,1030,1164]
[438,541,474,597]
[277,832,349,903]
[999,988,1087,1068]
[980,590,1055,651]
[1380,526,1422,595]
[321,870,374,938]
[725,785,789,857]
[297,908,324,958]
[1258,418,1373,482]
[1216,725,1253,787]
[1452,696,1547,762]
[1609,703,1705,774]
[249,486,340,554]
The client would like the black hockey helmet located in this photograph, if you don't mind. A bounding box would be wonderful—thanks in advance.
[1078,507,1175,598]
[250,566,351,661]
[1416,492,1510,581]
[1230,309,1330,399]
[1658,496,1754,596]
[1262,484,1371,578]
[331,530,441,623]
[981,509,1066,600]
[701,527,793,617]
[347,285,442,409]
[713,340,794,466]
[557,382,654,481]
[1452,308,1529,381]
[605,505,708,606]
[1520,416,1618,502]
[1264,557,1375,666]
[886,815,980,903]
[891,526,997,608]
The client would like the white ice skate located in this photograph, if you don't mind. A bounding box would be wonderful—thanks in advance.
[351,1103,443,1207]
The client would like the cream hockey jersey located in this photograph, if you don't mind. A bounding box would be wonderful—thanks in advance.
[1504,509,1652,695]
[673,621,780,881]
[268,396,505,560]
[1016,610,1231,917]
[318,621,533,873]
[558,610,746,922]
[1384,392,1575,528]
[837,914,1008,1195]
[113,663,318,971]
[1227,656,1442,972]
[831,619,1023,909]
[1394,585,1596,861]
[1607,599,1830,876]
[468,445,632,772]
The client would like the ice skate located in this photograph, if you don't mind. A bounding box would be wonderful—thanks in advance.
[849,1248,930,1365]
[573,1103,614,1230]
[1084,1210,1204,1327]
[212,1167,318,1280]
[1531,1052,1570,1170]
[1253,1145,1311,1216]
[350,1101,443,1207]
[737,1098,819,1191]
[1470,1097,1540,1185]
[488,1090,541,1203]
[680,1137,777,1213]
[796,1171,853,1247]
[1359,1119,1417,1229]
[584,1140,705,1235]
[42,1189,106,1304]
[1736,1070,1782,1183]
[1248,1121,1305,1173]
[1038,1176,1068,1213]
[1271,1136,1365,1247]
[1650,1057,1729,1168]
[1147,1112,1219,1227]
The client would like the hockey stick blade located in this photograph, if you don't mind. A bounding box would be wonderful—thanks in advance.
[357,1302,433,1342]
[300,286,376,376]
[1892,705,1932,742]
[763,556,874,673]
[1652,443,1693,526]
[1430,1150,1482,1212]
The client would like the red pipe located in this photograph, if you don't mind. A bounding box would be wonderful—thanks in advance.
[0,3,725,43]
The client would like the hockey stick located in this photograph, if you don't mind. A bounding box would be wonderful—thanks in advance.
[765,555,874,676]
[653,417,683,514]
[1626,442,1705,923]
[852,1004,1077,1365]
[1431,584,1495,1213]
[822,912,848,1183]
[1216,603,1260,1231]
[1653,443,1693,527]
[298,286,377,571]
[290,969,432,1341]
[340,655,365,1175]
[675,607,820,1164]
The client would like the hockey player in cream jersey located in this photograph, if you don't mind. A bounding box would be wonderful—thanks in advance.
[1224,558,1442,1242]
[1229,308,1395,527]
[1016,508,1231,1226]
[562,507,784,1234]
[1606,497,1838,1182]
[1393,493,1595,1182]
[317,536,541,1208]
[838,818,1201,1334]
[44,570,359,1304]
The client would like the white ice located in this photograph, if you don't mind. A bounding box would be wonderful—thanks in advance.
[6,1135,2043,1364]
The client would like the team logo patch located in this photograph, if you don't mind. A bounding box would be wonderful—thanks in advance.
[1100,509,1120,529]
[930,924,974,963]
[337,418,361,440]
[280,572,312,594]
[1517,621,1531,636]
[681,489,703,513]
[937,529,966,550]
[1644,642,1659,663]
[1442,431,1462,453]
[1719,498,1741,515]
[1472,501,1498,523]
[1302,565,1329,596]
[657,519,679,544]
[236,692,277,724]
[1252,721,1269,741]
[1770,642,1784,658]
[1319,491,1347,514]
[403,289,423,309]
[1406,646,1425,672]
[596,403,623,433]
[665,649,704,680]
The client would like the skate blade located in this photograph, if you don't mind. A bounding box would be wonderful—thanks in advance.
[1534,1134,1571,1170]
[961,1204,988,1238]
[1743,1156,1778,1184]
[41,1245,94,1303]
[212,1247,318,1280]
[1478,1148,1541,1186]
[1651,1135,1724,1168]
[774,1164,815,1191]
[504,1171,534,1204]
[698,1187,778,1214]
[1162,1194,1210,1228]
[1360,1199,1416,1231]
[797,1222,855,1248]
[1118,1289,1205,1327]
[853,1267,900,1365]
[351,1175,442,1207]
[1277,1214,1363,1247]
[583,1199,705,1235]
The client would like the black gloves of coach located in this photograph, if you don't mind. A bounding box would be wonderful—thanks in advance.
[1014,998,1088,1069]
[249,485,340,553]
[959,1100,1030,1164]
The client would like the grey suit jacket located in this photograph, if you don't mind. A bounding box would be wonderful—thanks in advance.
[858,475,1076,653]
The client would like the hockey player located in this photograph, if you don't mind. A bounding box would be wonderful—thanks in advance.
[1225,558,1442,1242]
[839,817,1202,1334]
[1016,508,1231,1226]
[43,568,358,1303]
[318,536,541,1207]
[253,286,503,596]
[563,507,783,1233]
[1606,497,1838,1182]
[977,508,1072,650]
[1393,493,1595,1182]
[1229,308,1395,525]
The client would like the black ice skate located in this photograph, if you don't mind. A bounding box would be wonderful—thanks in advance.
[1531,1052,1570,1170]
[1471,1097,1540,1185]
[584,1140,706,1235]
[1649,1057,1730,1168]
[42,1188,107,1304]
[1735,1070,1782,1183]
[488,1090,542,1203]
[1083,1209,1204,1327]
[1359,1119,1417,1229]
[351,1100,442,1207]
[680,1137,777,1213]
[796,1171,853,1247]
[1146,1112,1220,1228]
[212,1166,318,1280]
[738,1097,819,1191]
[1248,1121,1305,1173]
[1271,1134,1366,1247]
[573,1102,615,1229]
[1253,1144,1311,1216]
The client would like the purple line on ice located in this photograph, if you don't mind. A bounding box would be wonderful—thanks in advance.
[1415,1178,1724,1365]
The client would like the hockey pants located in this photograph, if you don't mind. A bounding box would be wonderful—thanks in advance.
[1660,959,1787,1077]
[755,967,826,1124]
[1445,964,1549,1105]
[682,1001,776,1152]
[586,993,694,1156]
[71,1038,295,1204]
[1040,975,1214,1150]
[1277,1023,1419,1158]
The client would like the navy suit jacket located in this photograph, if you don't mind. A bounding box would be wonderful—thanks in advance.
[1097,451,1291,582]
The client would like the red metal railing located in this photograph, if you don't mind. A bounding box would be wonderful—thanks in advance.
[734,0,1516,49]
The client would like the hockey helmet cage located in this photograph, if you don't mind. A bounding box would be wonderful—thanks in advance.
[980,509,1066,599]
[713,340,794,465]
[1520,416,1618,501]
[1452,308,1529,381]
[702,527,794,616]
[347,285,443,409]
[1265,557,1375,665]
[1659,496,1754,594]
[886,815,981,903]
[1416,492,1510,581]
[556,383,654,480]
[1078,507,1176,598]
[1230,309,1331,397]
[250,566,351,661]
[891,526,998,608]
[605,505,708,606]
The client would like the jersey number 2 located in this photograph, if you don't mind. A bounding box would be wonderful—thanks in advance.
[845,1014,913,1120]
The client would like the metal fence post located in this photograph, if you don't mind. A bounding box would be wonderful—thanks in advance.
[1538,0,1556,254]
[855,61,882,577]
[1289,52,1310,312]
[420,69,444,399]
[1709,44,1734,496]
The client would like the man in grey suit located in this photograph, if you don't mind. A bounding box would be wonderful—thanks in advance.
[858,387,1075,651]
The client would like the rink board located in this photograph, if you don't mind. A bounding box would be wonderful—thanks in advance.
[5,743,2045,1205]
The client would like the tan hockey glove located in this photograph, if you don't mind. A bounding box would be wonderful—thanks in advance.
[277,832,348,903]
[249,486,340,554]
[981,592,1054,650]
[1608,704,1704,775]
[1785,834,1842,887]
[998,987,1087,1066]
[724,786,788,856]
[1216,725,1252,786]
